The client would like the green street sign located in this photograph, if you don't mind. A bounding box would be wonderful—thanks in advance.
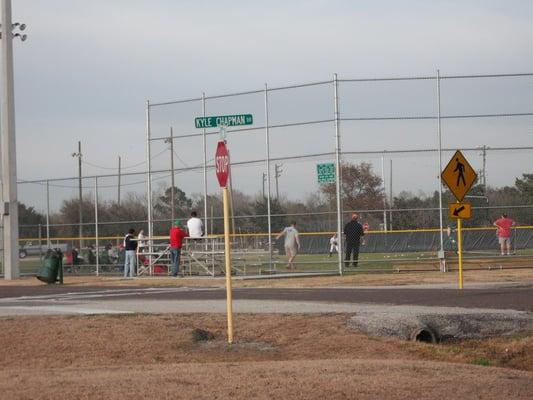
[195,114,253,129]
[317,163,336,184]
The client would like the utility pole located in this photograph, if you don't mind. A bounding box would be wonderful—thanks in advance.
[262,172,266,198]
[1,0,26,279]
[117,155,121,206]
[165,127,175,222]
[71,141,83,249]
[274,163,283,200]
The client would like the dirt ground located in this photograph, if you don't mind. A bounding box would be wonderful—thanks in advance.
[0,313,532,399]
[1,269,532,399]
[2,267,533,288]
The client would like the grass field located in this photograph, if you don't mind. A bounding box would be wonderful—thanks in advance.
[0,313,531,399]
[8,247,533,278]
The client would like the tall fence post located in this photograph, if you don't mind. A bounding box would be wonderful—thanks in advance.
[334,73,343,275]
[146,100,153,264]
[38,223,43,264]
[202,92,208,236]
[264,83,273,271]
[436,69,445,272]
[46,179,51,247]
[95,177,99,277]
[381,155,387,231]
[389,159,393,230]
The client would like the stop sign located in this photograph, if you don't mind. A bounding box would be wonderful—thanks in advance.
[215,141,230,187]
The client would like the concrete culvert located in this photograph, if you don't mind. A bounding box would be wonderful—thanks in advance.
[410,327,437,343]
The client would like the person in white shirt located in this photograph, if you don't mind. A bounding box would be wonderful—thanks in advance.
[276,221,301,270]
[137,229,147,253]
[187,211,204,238]
[329,233,338,257]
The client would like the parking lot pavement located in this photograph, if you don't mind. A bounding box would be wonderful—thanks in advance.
[0,285,531,316]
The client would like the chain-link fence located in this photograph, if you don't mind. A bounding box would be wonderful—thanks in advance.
[5,71,533,277]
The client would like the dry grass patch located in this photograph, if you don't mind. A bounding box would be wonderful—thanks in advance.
[0,313,531,371]
[1,313,532,399]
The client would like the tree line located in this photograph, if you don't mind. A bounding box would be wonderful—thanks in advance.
[18,163,533,239]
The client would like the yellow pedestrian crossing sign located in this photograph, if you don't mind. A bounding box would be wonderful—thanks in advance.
[441,150,478,202]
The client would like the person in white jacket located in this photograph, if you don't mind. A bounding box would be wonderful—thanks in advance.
[329,233,338,257]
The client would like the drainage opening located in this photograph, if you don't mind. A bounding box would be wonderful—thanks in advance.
[411,328,437,343]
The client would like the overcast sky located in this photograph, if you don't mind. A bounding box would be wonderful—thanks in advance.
[8,0,533,211]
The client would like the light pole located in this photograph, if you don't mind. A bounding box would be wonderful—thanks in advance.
[1,1,27,279]
[71,141,83,249]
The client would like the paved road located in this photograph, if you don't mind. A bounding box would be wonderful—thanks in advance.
[0,284,531,316]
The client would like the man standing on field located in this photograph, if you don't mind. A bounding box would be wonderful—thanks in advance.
[493,214,515,255]
[344,213,365,268]
[276,221,301,270]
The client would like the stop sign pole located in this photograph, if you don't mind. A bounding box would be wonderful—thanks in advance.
[215,139,234,344]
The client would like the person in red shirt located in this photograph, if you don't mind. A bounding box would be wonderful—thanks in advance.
[169,219,188,277]
[493,214,515,256]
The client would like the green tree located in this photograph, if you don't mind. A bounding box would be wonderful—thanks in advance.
[153,186,192,223]
[253,197,287,234]
[56,195,95,239]
[515,173,533,199]
[392,191,438,229]
[320,162,384,211]
[18,203,46,238]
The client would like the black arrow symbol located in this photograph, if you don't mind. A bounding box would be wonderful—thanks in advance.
[453,205,465,216]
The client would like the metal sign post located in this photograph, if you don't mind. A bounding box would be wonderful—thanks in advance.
[457,214,464,289]
[195,113,252,343]
[441,150,478,289]
[215,138,233,344]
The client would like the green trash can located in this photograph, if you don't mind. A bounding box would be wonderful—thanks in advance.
[37,249,63,284]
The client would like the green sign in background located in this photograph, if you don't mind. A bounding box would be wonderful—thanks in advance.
[317,163,336,183]
[195,114,253,128]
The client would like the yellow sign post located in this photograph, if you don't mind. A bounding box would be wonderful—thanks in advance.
[215,140,234,344]
[457,214,464,289]
[441,150,478,290]
[222,186,234,344]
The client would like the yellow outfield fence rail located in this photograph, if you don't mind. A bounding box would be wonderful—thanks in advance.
[18,225,533,241]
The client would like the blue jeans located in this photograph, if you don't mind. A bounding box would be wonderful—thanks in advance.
[124,250,137,277]
[170,248,181,275]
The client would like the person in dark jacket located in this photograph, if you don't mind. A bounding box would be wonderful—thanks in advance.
[343,213,365,268]
[123,228,138,278]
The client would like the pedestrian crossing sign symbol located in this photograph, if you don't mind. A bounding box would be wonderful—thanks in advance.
[441,150,478,202]
[317,163,336,184]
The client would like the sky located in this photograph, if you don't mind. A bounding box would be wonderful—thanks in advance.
[7,0,533,211]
